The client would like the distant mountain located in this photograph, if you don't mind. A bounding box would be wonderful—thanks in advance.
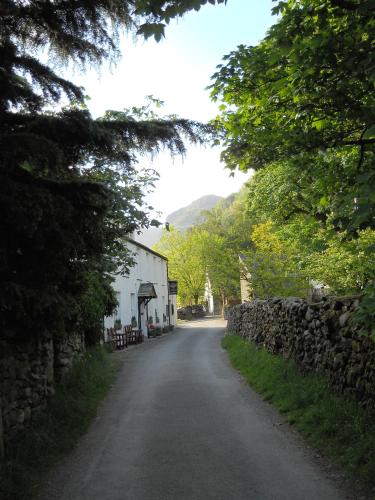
[167,195,223,231]
[136,194,224,247]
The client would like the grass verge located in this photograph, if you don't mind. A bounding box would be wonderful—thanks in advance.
[222,334,375,490]
[0,346,121,500]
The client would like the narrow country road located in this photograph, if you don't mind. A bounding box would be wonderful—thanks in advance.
[39,318,347,500]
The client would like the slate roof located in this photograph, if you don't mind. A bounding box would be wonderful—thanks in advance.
[138,282,157,298]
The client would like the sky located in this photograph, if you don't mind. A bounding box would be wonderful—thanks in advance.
[71,0,276,221]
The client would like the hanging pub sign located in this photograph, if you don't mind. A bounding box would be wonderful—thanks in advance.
[168,280,178,295]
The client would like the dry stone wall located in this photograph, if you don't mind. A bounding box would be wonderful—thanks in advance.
[0,332,83,458]
[227,297,375,408]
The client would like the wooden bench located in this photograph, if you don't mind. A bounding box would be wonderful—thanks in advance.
[106,325,143,349]
[124,324,143,345]
[115,330,127,350]
[106,327,127,350]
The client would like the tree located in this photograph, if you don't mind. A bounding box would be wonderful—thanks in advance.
[210,0,374,171]
[240,221,309,299]
[154,191,248,311]
[201,186,253,251]
[209,0,375,334]
[195,229,241,311]
[154,227,207,305]
[197,192,251,307]
[210,1,375,230]
[244,157,375,296]
[0,0,225,341]
[246,149,375,232]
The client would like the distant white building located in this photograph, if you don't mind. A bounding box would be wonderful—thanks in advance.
[104,238,177,339]
[204,276,214,315]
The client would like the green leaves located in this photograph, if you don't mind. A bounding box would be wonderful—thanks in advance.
[363,124,375,140]
[243,149,375,296]
[211,0,375,170]
[351,281,375,340]
[153,191,247,307]
[209,0,375,332]
[134,0,227,41]
[0,0,227,341]
[153,227,208,305]
[242,221,310,299]
[137,23,166,41]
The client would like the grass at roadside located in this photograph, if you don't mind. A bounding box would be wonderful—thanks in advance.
[0,346,121,500]
[222,334,375,490]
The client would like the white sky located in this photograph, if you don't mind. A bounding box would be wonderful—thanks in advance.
[71,0,276,220]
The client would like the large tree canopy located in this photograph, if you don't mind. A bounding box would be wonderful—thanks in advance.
[154,227,208,306]
[0,0,224,341]
[210,0,374,170]
[209,0,375,334]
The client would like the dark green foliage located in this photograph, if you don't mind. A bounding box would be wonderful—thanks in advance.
[0,1,217,342]
[223,335,375,489]
[210,0,375,230]
[78,271,119,345]
[351,281,375,339]
[0,347,120,500]
[211,0,375,335]
[211,0,375,171]
[0,167,111,339]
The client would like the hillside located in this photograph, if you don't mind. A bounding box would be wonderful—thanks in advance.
[167,195,223,231]
[136,195,224,247]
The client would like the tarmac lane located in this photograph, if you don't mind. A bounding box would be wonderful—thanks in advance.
[38,317,348,500]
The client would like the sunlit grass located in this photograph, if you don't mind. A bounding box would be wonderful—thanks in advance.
[222,334,375,489]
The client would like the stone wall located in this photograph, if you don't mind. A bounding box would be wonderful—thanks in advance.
[227,297,375,408]
[0,332,84,458]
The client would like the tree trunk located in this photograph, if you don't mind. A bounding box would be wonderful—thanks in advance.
[221,291,226,318]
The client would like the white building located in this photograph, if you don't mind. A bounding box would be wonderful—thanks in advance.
[204,276,214,315]
[104,238,177,338]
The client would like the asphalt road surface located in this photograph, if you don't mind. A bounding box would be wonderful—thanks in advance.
[39,318,348,500]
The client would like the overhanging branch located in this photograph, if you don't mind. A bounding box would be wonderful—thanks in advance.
[329,0,360,10]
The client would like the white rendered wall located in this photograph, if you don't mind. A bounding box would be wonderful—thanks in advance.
[205,277,214,315]
[169,294,177,327]
[104,240,170,338]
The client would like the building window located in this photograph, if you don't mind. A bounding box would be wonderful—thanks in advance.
[130,293,136,315]
[112,292,121,328]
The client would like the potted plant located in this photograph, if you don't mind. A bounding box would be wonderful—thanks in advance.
[114,319,122,331]
[147,316,156,338]
[131,315,137,328]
